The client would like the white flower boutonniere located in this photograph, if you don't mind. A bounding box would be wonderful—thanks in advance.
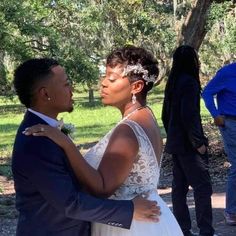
[61,123,76,136]
[57,119,76,137]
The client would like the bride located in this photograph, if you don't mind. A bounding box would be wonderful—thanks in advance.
[25,45,183,236]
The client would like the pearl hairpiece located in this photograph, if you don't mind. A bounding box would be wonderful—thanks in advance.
[122,63,156,84]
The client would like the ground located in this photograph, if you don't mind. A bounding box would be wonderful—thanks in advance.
[1,156,236,235]
[1,127,236,235]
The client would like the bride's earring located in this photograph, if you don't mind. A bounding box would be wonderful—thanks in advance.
[47,97,51,101]
[132,94,136,104]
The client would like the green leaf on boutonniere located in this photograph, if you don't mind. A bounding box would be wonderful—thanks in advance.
[61,123,76,136]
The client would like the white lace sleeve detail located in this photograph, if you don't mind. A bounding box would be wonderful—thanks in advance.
[109,119,160,200]
[83,130,113,169]
[84,119,160,200]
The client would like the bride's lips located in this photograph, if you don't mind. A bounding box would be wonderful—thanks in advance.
[100,91,108,97]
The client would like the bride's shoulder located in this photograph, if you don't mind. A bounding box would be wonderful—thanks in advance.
[120,119,146,136]
[112,121,139,140]
[113,119,147,145]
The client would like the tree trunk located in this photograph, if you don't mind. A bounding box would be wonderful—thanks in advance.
[178,0,232,50]
[178,0,213,51]
[88,87,95,104]
[0,50,6,80]
[0,50,6,95]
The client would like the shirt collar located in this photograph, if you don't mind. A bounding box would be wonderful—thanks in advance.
[28,108,62,128]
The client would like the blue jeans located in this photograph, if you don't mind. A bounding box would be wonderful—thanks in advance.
[220,118,236,214]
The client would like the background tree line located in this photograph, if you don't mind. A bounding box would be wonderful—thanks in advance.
[0,0,235,102]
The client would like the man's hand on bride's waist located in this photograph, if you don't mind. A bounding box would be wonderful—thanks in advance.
[132,195,161,222]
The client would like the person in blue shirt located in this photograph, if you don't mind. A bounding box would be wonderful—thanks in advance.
[202,62,236,226]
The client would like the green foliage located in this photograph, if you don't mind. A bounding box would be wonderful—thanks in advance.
[0,0,55,59]
[0,0,236,96]
[207,1,233,28]
[200,1,236,77]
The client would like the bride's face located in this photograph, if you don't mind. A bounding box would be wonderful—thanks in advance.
[100,64,132,108]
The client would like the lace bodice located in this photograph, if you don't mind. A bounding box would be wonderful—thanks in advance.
[84,119,160,200]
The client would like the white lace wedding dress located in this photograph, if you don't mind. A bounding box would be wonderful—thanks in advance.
[84,118,183,236]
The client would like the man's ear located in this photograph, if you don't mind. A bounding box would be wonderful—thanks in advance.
[38,87,50,101]
[131,80,144,95]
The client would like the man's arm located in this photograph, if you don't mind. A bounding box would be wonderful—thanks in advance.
[25,137,159,229]
[161,96,170,133]
[202,69,225,118]
[23,137,134,228]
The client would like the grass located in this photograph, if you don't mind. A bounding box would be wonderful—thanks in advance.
[0,85,212,178]
[0,85,212,157]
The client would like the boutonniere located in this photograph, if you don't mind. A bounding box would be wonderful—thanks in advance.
[61,123,76,136]
[57,119,76,136]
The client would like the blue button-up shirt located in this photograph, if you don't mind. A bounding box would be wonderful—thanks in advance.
[202,63,236,118]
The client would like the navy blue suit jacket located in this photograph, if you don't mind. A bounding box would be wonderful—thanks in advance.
[12,111,133,236]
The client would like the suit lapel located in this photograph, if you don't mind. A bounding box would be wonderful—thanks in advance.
[21,111,81,189]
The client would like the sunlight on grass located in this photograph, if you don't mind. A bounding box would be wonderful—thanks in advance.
[0,88,211,158]
[0,112,24,157]
[59,106,120,144]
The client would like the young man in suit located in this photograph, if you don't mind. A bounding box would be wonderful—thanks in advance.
[12,58,160,236]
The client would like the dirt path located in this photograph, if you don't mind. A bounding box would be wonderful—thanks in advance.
[1,175,236,236]
[158,186,236,236]
[0,176,17,236]
[0,138,234,235]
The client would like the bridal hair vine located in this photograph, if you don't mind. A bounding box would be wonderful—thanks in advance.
[122,63,156,84]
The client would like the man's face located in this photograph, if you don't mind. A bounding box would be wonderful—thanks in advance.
[46,65,74,115]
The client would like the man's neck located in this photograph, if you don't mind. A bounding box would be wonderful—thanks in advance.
[29,106,58,120]
[28,108,62,128]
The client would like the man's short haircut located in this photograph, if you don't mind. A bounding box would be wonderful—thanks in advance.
[13,58,59,108]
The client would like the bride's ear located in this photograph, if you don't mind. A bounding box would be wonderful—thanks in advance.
[131,80,144,94]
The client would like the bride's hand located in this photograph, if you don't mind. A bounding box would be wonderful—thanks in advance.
[23,124,72,149]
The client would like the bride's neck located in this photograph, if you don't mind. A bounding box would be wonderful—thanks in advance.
[121,102,146,118]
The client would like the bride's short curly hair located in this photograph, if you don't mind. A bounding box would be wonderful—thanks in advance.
[106,45,159,94]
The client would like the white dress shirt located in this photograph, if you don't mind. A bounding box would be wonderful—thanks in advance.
[28,108,62,128]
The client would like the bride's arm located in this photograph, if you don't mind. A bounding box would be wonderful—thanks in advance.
[24,124,138,197]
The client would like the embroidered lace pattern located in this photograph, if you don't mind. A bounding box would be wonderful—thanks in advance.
[84,119,160,200]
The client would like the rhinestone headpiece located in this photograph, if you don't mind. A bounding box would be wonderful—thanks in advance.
[122,63,156,84]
